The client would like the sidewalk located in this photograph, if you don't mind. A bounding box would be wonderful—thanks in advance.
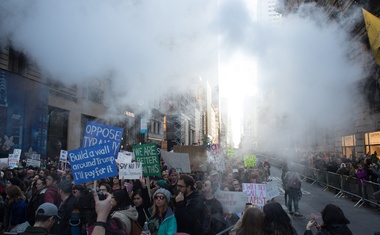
[272,169,380,234]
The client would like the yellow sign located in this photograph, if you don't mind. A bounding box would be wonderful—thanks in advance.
[244,155,257,167]
[362,8,380,65]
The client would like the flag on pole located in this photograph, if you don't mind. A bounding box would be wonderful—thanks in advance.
[362,8,380,65]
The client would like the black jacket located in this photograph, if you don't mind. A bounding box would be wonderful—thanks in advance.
[175,191,205,235]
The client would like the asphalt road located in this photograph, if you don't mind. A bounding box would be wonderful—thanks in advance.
[270,166,380,235]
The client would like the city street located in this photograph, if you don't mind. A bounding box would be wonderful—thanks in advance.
[270,166,380,234]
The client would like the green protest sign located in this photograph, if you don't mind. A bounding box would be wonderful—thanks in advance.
[244,155,257,167]
[133,143,161,176]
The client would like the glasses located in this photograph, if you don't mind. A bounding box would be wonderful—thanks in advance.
[233,184,240,186]
[177,185,186,188]
[154,195,166,200]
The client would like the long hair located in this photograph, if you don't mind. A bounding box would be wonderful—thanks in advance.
[321,204,350,227]
[235,207,264,235]
[151,194,169,217]
[263,202,294,235]
[5,185,26,205]
[112,189,133,211]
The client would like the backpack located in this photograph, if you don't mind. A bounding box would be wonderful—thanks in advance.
[287,173,300,189]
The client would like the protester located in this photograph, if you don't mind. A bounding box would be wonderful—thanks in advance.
[110,189,139,235]
[202,179,226,234]
[91,191,125,235]
[50,180,76,235]
[229,207,264,235]
[304,204,352,235]
[44,172,61,206]
[262,202,297,235]
[27,177,48,225]
[143,188,177,235]
[175,174,210,235]
[19,203,58,235]
[284,170,302,216]
[4,185,28,232]
[132,189,151,228]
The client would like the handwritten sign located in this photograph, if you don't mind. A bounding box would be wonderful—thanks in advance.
[244,155,257,167]
[242,183,267,206]
[82,121,123,156]
[119,162,142,179]
[265,181,280,199]
[214,191,247,213]
[133,143,160,177]
[69,143,117,184]
[161,150,191,173]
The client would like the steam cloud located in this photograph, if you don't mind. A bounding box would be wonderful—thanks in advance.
[0,0,370,151]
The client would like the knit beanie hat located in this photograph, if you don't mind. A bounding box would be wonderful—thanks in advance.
[153,188,171,202]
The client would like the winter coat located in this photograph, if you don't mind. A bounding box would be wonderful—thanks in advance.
[147,207,177,235]
[111,206,139,235]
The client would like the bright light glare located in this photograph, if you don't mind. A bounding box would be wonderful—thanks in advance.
[220,50,257,147]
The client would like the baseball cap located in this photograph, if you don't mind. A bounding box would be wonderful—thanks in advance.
[36,203,58,217]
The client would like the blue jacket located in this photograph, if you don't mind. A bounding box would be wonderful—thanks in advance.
[148,207,177,235]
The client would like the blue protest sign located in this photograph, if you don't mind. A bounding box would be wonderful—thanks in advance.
[69,143,117,184]
[82,121,123,157]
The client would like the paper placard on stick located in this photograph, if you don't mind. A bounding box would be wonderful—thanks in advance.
[119,162,142,179]
[161,150,191,173]
[27,158,41,168]
[8,154,19,169]
[214,191,247,213]
[133,143,160,177]
[265,181,280,199]
[243,183,279,207]
[116,151,132,164]
[0,158,8,169]
[82,121,123,157]
[69,143,117,184]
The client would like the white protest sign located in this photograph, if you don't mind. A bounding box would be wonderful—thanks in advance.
[27,158,41,167]
[13,149,22,157]
[116,151,132,164]
[214,191,247,213]
[265,181,280,199]
[161,150,191,173]
[0,158,8,169]
[242,183,267,207]
[119,162,142,179]
[59,150,68,162]
[8,154,19,169]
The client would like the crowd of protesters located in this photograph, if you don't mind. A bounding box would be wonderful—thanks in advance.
[0,152,356,235]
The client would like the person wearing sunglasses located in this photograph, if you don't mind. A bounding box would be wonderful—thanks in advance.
[142,188,177,235]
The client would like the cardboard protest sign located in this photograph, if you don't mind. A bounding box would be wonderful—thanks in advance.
[119,162,142,179]
[244,155,257,167]
[265,181,280,199]
[209,144,226,171]
[82,121,123,157]
[69,143,117,184]
[242,183,280,207]
[173,146,208,171]
[133,143,160,177]
[27,154,41,167]
[161,150,191,173]
[8,154,19,169]
[214,191,247,213]
[58,150,68,172]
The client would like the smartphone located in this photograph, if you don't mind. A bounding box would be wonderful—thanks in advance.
[313,218,319,226]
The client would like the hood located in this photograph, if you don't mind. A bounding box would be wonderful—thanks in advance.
[116,206,139,221]
[325,224,353,235]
